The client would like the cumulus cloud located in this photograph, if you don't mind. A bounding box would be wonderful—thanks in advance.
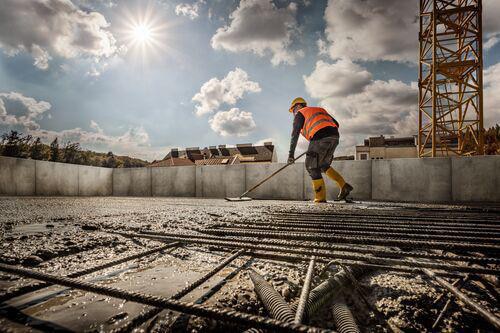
[175,1,205,20]
[0,92,51,131]
[322,0,418,63]
[209,108,256,137]
[211,0,303,66]
[304,59,372,99]
[484,0,500,49]
[321,0,500,63]
[192,68,261,116]
[0,0,117,70]
[0,91,164,161]
[484,62,500,127]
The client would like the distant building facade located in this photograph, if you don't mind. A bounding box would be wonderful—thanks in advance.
[150,142,277,167]
[355,136,417,160]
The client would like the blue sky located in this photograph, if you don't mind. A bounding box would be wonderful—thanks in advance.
[1,0,499,161]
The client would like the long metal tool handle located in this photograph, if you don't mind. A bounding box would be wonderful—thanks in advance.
[239,151,306,198]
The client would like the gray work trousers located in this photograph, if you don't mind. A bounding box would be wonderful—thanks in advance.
[305,135,339,180]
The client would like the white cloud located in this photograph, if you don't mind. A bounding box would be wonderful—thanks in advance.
[31,45,52,70]
[0,92,51,130]
[484,62,500,127]
[192,68,261,116]
[0,92,164,161]
[175,1,205,20]
[323,0,418,63]
[484,0,500,49]
[304,59,372,99]
[0,0,117,70]
[316,38,328,56]
[209,108,256,137]
[321,0,500,63]
[211,0,303,66]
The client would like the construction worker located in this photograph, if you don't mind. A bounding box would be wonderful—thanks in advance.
[288,97,353,203]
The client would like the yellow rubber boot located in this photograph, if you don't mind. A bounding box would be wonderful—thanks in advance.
[312,178,327,203]
[325,167,346,189]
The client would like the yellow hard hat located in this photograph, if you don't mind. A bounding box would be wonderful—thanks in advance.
[289,97,307,113]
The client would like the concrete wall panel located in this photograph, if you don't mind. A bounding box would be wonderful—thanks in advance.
[225,164,246,198]
[195,164,246,198]
[372,158,451,202]
[196,165,226,198]
[78,165,112,196]
[452,156,500,202]
[113,167,151,196]
[0,156,36,195]
[246,162,304,200]
[152,166,195,197]
[35,160,79,196]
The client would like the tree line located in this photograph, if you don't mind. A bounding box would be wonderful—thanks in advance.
[0,130,148,168]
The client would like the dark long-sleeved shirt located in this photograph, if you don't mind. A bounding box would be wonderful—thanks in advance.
[288,112,339,159]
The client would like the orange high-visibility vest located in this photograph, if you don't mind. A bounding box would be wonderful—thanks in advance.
[298,107,338,141]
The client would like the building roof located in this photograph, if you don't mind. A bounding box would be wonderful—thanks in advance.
[164,142,276,163]
[358,135,416,148]
[195,156,239,166]
[150,157,195,167]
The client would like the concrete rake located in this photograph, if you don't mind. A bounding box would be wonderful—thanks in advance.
[225,152,306,202]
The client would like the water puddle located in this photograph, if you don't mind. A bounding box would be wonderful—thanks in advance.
[2,253,228,332]
[9,223,77,236]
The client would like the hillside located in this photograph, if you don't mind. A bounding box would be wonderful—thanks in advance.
[0,130,149,168]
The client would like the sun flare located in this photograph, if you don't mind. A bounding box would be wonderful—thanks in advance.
[132,24,153,43]
[118,3,174,62]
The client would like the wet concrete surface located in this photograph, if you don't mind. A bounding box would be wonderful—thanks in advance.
[0,197,499,332]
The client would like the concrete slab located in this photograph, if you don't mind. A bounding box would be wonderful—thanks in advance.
[372,158,451,202]
[304,160,372,201]
[113,168,151,196]
[246,162,304,200]
[78,165,113,196]
[451,156,500,202]
[35,160,79,196]
[152,166,196,197]
[0,156,36,195]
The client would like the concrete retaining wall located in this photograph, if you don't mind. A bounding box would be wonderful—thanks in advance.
[113,167,151,197]
[35,160,79,196]
[195,165,246,198]
[372,158,452,202]
[451,156,500,202]
[79,165,113,196]
[0,156,36,195]
[1,155,499,202]
[153,166,196,197]
[246,163,304,200]
[0,156,113,196]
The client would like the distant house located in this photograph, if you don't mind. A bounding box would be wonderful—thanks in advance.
[355,135,417,160]
[150,142,277,167]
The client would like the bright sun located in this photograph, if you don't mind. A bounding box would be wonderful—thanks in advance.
[119,4,172,61]
[132,24,153,43]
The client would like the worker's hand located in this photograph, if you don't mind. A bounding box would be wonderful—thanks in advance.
[287,156,295,164]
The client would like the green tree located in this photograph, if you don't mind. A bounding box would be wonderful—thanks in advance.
[30,137,45,160]
[1,131,32,158]
[62,141,82,164]
[1,130,22,157]
[49,137,60,162]
[102,151,117,168]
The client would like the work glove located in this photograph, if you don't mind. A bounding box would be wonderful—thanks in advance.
[287,156,295,164]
